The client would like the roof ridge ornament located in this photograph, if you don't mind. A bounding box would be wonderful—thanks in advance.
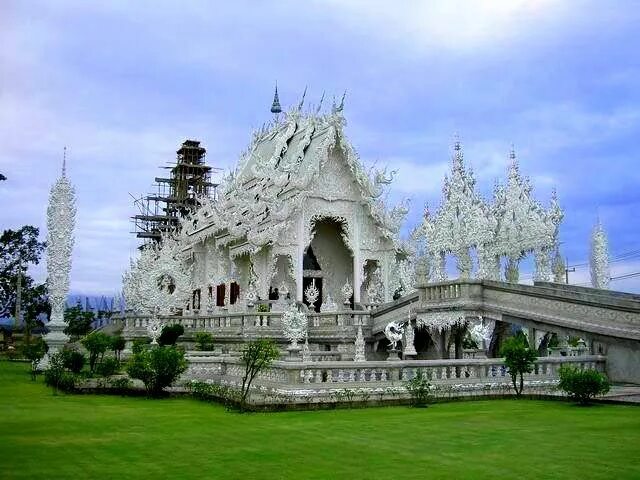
[297,86,307,111]
[270,83,282,114]
[315,91,325,114]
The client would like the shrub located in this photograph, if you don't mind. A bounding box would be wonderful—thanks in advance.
[132,337,151,354]
[194,332,215,351]
[96,357,120,377]
[111,335,126,361]
[256,304,269,313]
[558,366,610,405]
[81,332,112,373]
[44,352,76,394]
[500,335,537,397]
[126,346,187,396]
[22,337,48,380]
[158,324,184,346]
[108,376,133,394]
[405,369,432,407]
[61,348,86,374]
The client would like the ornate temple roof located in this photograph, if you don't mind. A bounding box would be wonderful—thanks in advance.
[178,101,407,253]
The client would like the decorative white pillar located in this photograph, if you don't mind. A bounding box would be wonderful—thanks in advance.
[39,153,76,369]
[296,214,304,302]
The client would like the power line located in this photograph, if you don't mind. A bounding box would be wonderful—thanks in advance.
[610,271,640,281]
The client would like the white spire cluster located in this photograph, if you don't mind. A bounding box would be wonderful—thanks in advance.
[413,140,563,283]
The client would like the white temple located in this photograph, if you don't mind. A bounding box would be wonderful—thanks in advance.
[124,95,411,318]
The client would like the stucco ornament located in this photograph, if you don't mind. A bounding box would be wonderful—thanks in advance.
[366,268,384,304]
[281,305,308,346]
[590,218,610,289]
[39,157,76,368]
[384,321,405,350]
[417,311,466,332]
[341,279,353,305]
[123,234,193,315]
[147,317,162,345]
[304,279,320,305]
[354,325,366,361]
[320,294,337,312]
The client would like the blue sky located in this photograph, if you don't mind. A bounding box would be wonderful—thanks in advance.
[1,0,639,295]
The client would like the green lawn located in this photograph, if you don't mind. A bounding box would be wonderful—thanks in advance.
[1,361,639,480]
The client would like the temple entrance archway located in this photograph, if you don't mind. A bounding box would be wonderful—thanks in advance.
[304,218,353,310]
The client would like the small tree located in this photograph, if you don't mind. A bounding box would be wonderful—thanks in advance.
[500,335,537,397]
[405,369,432,407]
[43,352,76,394]
[158,324,184,346]
[22,337,47,380]
[111,335,126,361]
[61,347,86,374]
[126,345,187,397]
[81,332,112,373]
[63,304,94,339]
[240,339,280,410]
[194,332,215,351]
[558,366,610,405]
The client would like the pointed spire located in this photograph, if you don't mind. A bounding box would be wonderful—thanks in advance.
[315,91,325,114]
[297,85,307,111]
[270,83,282,114]
[62,146,67,177]
[332,90,346,113]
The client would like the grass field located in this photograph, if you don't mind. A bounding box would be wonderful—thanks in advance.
[1,361,639,480]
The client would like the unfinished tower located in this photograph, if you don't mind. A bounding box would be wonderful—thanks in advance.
[133,140,216,241]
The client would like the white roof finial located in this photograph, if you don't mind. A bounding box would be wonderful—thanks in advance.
[62,146,67,177]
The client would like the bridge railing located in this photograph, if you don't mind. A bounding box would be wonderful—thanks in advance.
[184,354,606,388]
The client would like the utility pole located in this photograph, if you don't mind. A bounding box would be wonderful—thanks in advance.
[565,257,576,284]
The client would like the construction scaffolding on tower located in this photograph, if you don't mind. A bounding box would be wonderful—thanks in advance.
[132,139,220,242]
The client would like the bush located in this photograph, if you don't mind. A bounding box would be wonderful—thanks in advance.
[22,337,48,380]
[43,352,76,394]
[108,376,133,394]
[61,348,86,374]
[194,332,215,351]
[158,324,184,346]
[81,332,112,373]
[256,304,269,313]
[132,337,151,354]
[500,335,537,397]
[96,357,120,377]
[126,346,187,396]
[558,366,610,405]
[405,369,432,407]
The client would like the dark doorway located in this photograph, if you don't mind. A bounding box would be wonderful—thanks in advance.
[302,277,322,312]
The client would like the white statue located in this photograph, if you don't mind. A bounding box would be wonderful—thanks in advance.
[304,279,319,305]
[341,279,353,305]
[384,321,405,351]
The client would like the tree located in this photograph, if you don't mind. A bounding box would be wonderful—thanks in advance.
[0,226,47,321]
[64,304,94,339]
[81,332,112,373]
[500,335,537,397]
[111,335,126,361]
[558,366,610,405]
[23,337,48,380]
[126,345,187,397]
[240,339,280,410]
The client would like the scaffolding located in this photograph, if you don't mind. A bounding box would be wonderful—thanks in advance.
[132,140,219,242]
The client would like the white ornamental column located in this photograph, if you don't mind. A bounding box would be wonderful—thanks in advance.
[39,152,76,369]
